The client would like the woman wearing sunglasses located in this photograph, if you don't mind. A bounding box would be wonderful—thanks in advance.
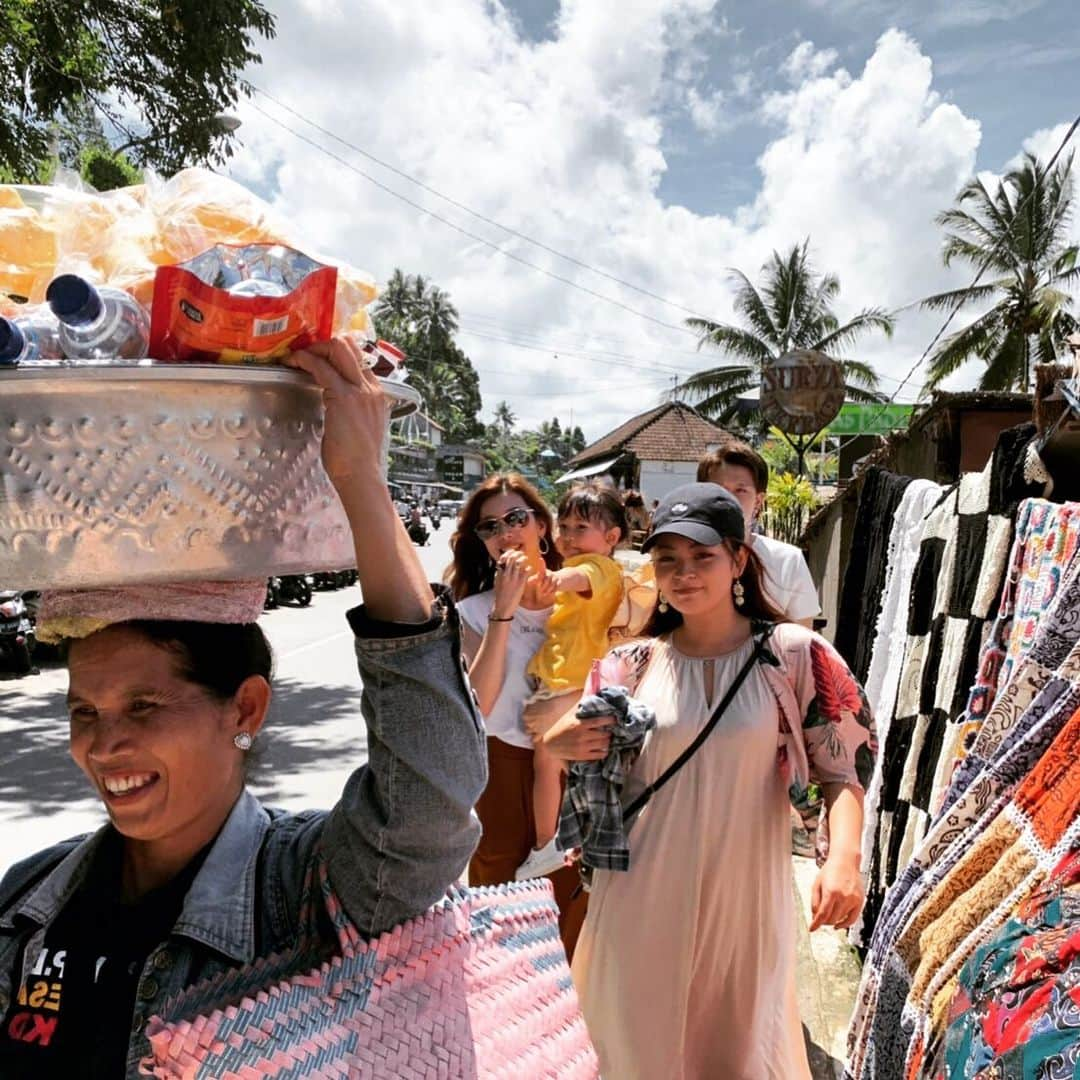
[446,475,589,957]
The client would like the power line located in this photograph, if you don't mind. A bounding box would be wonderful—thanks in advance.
[250,85,718,325]
[458,325,697,377]
[247,99,701,340]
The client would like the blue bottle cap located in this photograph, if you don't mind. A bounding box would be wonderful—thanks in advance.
[0,316,25,364]
[46,274,103,326]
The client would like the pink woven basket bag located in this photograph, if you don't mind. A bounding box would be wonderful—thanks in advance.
[140,859,598,1079]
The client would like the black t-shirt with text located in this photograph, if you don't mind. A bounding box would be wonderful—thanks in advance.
[0,835,206,1078]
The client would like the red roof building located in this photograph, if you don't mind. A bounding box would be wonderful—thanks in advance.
[559,401,730,503]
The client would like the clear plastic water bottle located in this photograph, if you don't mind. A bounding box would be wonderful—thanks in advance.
[45,274,150,361]
[0,310,63,366]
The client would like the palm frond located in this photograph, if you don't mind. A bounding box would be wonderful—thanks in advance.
[726,269,780,346]
[812,308,895,354]
[925,306,1006,387]
[835,357,881,389]
[918,281,1004,312]
[684,319,775,365]
[978,326,1028,391]
[675,365,756,398]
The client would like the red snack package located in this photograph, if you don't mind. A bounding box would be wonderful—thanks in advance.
[149,243,338,364]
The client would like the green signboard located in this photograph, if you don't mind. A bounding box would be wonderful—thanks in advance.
[826,403,914,436]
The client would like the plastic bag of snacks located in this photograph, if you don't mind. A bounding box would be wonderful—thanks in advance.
[149,243,338,364]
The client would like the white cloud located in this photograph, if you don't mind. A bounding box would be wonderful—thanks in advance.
[225,9,1002,438]
[686,86,728,135]
[780,41,840,83]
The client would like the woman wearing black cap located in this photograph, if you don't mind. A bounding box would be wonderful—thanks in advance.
[544,482,875,1080]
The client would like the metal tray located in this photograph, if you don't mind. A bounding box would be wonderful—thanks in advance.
[0,363,421,589]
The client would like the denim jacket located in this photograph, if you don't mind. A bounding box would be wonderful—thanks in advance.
[0,592,487,1078]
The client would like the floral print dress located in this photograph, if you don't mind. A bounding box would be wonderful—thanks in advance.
[571,623,875,1080]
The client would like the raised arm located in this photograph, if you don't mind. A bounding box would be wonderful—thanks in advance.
[285,339,431,624]
[284,340,485,937]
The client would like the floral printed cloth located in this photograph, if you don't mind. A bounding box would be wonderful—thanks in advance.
[938,848,1080,1079]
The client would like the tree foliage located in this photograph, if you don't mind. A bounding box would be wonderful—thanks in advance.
[373,269,484,442]
[0,0,275,182]
[921,152,1079,392]
[676,240,890,428]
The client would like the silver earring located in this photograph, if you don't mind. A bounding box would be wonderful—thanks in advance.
[733,580,745,608]
[234,732,253,751]
[658,593,669,614]
[539,536,550,555]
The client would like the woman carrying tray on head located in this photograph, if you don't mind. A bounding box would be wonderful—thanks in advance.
[544,483,876,1079]
[0,338,488,1079]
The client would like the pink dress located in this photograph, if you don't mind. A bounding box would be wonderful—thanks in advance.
[572,625,875,1079]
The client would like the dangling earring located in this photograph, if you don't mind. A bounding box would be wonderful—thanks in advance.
[658,592,669,614]
[733,579,746,608]
[539,536,550,555]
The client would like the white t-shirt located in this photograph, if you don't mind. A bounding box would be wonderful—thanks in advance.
[457,590,552,749]
[751,534,821,622]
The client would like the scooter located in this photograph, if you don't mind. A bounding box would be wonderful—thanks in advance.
[407,520,430,546]
[278,574,314,607]
[0,591,35,675]
[428,510,442,532]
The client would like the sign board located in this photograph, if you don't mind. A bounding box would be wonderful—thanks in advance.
[439,456,465,485]
[760,350,845,436]
[827,403,914,436]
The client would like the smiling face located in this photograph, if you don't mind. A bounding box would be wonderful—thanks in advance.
[557,511,621,560]
[66,626,262,856]
[649,534,748,619]
[476,490,548,563]
[704,463,764,539]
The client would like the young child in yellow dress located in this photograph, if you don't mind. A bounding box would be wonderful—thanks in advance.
[515,483,628,880]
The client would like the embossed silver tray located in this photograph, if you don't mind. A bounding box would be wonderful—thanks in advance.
[0,363,421,589]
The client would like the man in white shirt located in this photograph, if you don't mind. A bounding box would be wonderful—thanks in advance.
[697,441,820,628]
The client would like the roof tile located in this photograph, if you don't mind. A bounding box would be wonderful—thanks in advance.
[568,402,731,466]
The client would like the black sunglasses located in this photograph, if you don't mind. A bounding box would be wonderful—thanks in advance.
[474,507,536,540]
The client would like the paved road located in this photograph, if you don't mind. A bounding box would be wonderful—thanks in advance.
[0,528,457,873]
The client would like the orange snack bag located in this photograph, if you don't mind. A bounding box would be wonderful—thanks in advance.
[149,243,338,364]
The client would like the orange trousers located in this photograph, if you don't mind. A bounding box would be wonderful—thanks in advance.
[468,737,588,960]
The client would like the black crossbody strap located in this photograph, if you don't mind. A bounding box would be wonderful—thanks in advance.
[623,623,777,826]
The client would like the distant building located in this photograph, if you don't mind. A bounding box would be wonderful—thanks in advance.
[388,412,448,502]
[559,402,730,503]
[802,389,1033,641]
[436,443,487,493]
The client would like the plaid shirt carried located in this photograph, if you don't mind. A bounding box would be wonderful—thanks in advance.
[558,687,656,876]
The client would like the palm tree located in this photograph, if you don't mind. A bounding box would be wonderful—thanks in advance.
[921,152,1079,391]
[417,286,459,344]
[493,400,516,437]
[675,241,891,427]
[373,268,413,325]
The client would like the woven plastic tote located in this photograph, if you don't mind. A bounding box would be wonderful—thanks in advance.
[140,859,599,1078]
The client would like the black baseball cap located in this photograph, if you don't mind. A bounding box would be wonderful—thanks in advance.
[641,483,746,553]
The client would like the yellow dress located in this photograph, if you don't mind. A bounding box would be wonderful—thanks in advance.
[527,554,624,692]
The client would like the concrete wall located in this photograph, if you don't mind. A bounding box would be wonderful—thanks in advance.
[639,459,698,504]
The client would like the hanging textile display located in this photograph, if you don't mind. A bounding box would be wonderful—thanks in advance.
[941,497,1080,808]
[938,848,1080,1078]
[847,540,1080,1079]
[833,467,913,682]
[857,426,1043,942]
[854,479,944,946]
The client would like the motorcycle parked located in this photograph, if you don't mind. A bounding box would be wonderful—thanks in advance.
[277,574,314,607]
[0,591,36,675]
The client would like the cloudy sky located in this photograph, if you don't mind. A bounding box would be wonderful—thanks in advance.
[225,0,1080,443]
